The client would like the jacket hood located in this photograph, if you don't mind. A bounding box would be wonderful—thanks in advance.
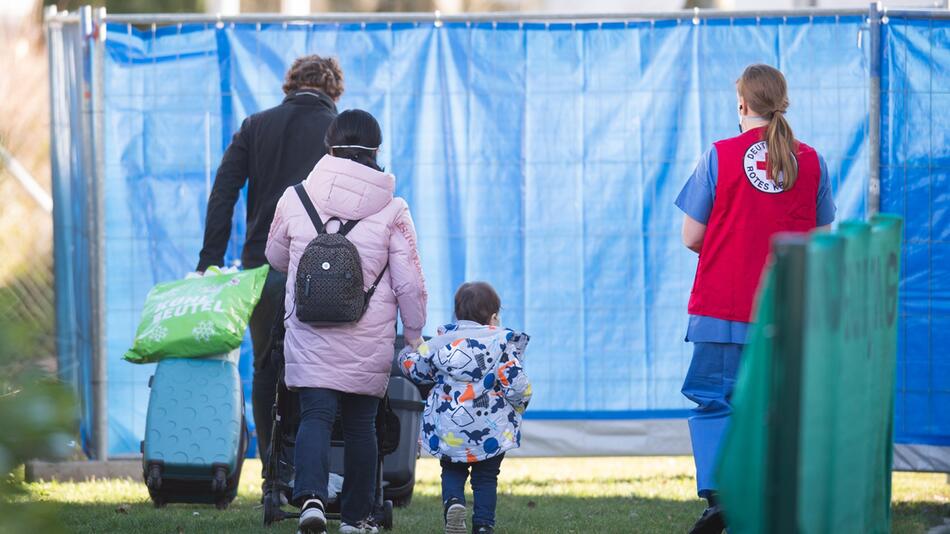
[305,155,396,221]
[431,321,530,383]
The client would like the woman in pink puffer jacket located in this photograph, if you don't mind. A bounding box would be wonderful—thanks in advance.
[265,109,427,534]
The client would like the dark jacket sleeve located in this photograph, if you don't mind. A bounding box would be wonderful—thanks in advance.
[197,117,252,271]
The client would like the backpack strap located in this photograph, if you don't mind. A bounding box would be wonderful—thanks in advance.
[338,219,360,236]
[294,184,326,234]
[363,263,390,313]
[293,184,362,236]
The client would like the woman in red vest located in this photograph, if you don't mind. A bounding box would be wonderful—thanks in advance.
[674,64,836,534]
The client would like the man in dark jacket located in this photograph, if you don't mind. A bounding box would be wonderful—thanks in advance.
[196,55,343,485]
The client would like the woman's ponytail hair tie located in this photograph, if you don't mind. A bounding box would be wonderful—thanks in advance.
[771,98,789,118]
[770,105,788,117]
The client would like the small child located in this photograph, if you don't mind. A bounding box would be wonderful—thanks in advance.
[399,282,531,534]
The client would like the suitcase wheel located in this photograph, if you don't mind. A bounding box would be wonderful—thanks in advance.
[211,466,228,494]
[151,493,166,508]
[215,496,230,510]
[146,464,162,491]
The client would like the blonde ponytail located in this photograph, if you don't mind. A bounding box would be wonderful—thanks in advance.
[766,110,798,190]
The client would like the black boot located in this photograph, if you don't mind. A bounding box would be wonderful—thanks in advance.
[472,525,494,534]
[688,504,725,534]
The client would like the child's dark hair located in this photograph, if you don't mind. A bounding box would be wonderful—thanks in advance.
[325,109,384,172]
[454,282,501,326]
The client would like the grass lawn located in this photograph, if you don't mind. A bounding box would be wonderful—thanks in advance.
[19,457,950,533]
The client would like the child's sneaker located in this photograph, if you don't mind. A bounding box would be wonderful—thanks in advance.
[473,527,494,534]
[444,498,467,534]
[339,519,379,534]
[298,498,327,534]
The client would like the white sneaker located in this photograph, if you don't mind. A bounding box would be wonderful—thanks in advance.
[298,499,327,534]
[339,520,379,534]
[444,501,467,534]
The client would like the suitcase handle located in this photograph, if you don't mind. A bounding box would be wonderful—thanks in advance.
[388,399,425,412]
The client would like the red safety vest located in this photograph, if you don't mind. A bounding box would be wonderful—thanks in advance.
[687,127,820,322]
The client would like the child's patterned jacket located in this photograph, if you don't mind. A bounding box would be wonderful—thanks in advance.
[399,320,531,463]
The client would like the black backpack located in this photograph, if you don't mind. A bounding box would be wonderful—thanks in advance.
[292,184,388,325]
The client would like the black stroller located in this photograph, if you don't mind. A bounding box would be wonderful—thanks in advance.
[261,303,401,530]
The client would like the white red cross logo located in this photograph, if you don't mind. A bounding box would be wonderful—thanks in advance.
[743,141,783,194]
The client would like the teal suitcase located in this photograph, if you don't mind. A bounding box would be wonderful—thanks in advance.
[142,357,247,509]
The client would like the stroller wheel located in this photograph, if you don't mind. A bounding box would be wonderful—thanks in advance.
[391,492,412,508]
[263,500,277,526]
[382,500,394,530]
[263,489,282,526]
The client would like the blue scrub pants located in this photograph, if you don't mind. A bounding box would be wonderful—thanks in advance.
[682,341,743,496]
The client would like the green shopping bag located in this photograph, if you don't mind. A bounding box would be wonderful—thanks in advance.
[123,265,270,363]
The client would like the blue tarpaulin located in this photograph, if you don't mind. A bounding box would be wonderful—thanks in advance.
[881,16,950,457]
[48,12,947,462]
[49,20,95,446]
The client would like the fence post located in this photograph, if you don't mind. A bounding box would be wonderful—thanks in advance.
[80,4,108,462]
[94,5,108,462]
[868,2,882,217]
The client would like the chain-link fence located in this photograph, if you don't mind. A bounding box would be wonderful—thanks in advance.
[0,4,56,375]
[0,197,55,369]
[0,156,56,371]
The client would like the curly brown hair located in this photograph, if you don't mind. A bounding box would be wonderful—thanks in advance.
[282,55,344,100]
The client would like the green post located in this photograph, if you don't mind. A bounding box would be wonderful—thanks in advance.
[767,235,809,534]
[718,217,903,534]
[870,214,903,528]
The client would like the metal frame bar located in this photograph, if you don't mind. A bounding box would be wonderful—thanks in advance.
[76,5,98,461]
[93,6,108,461]
[885,8,950,19]
[45,7,872,26]
[869,2,882,217]
[44,4,65,387]
[0,143,53,213]
[76,5,109,461]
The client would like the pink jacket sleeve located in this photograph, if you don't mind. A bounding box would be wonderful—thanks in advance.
[265,192,292,273]
[388,199,427,341]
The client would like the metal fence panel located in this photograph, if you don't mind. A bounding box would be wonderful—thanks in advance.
[46,8,946,462]
[48,18,95,453]
[880,14,950,468]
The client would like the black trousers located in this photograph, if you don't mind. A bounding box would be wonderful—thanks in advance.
[248,268,287,477]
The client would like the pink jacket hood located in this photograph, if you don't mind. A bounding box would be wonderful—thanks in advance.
[309,155,396,221]
[265,155,428,397]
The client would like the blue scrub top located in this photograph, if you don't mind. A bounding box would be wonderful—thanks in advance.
[674,146,837,344]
